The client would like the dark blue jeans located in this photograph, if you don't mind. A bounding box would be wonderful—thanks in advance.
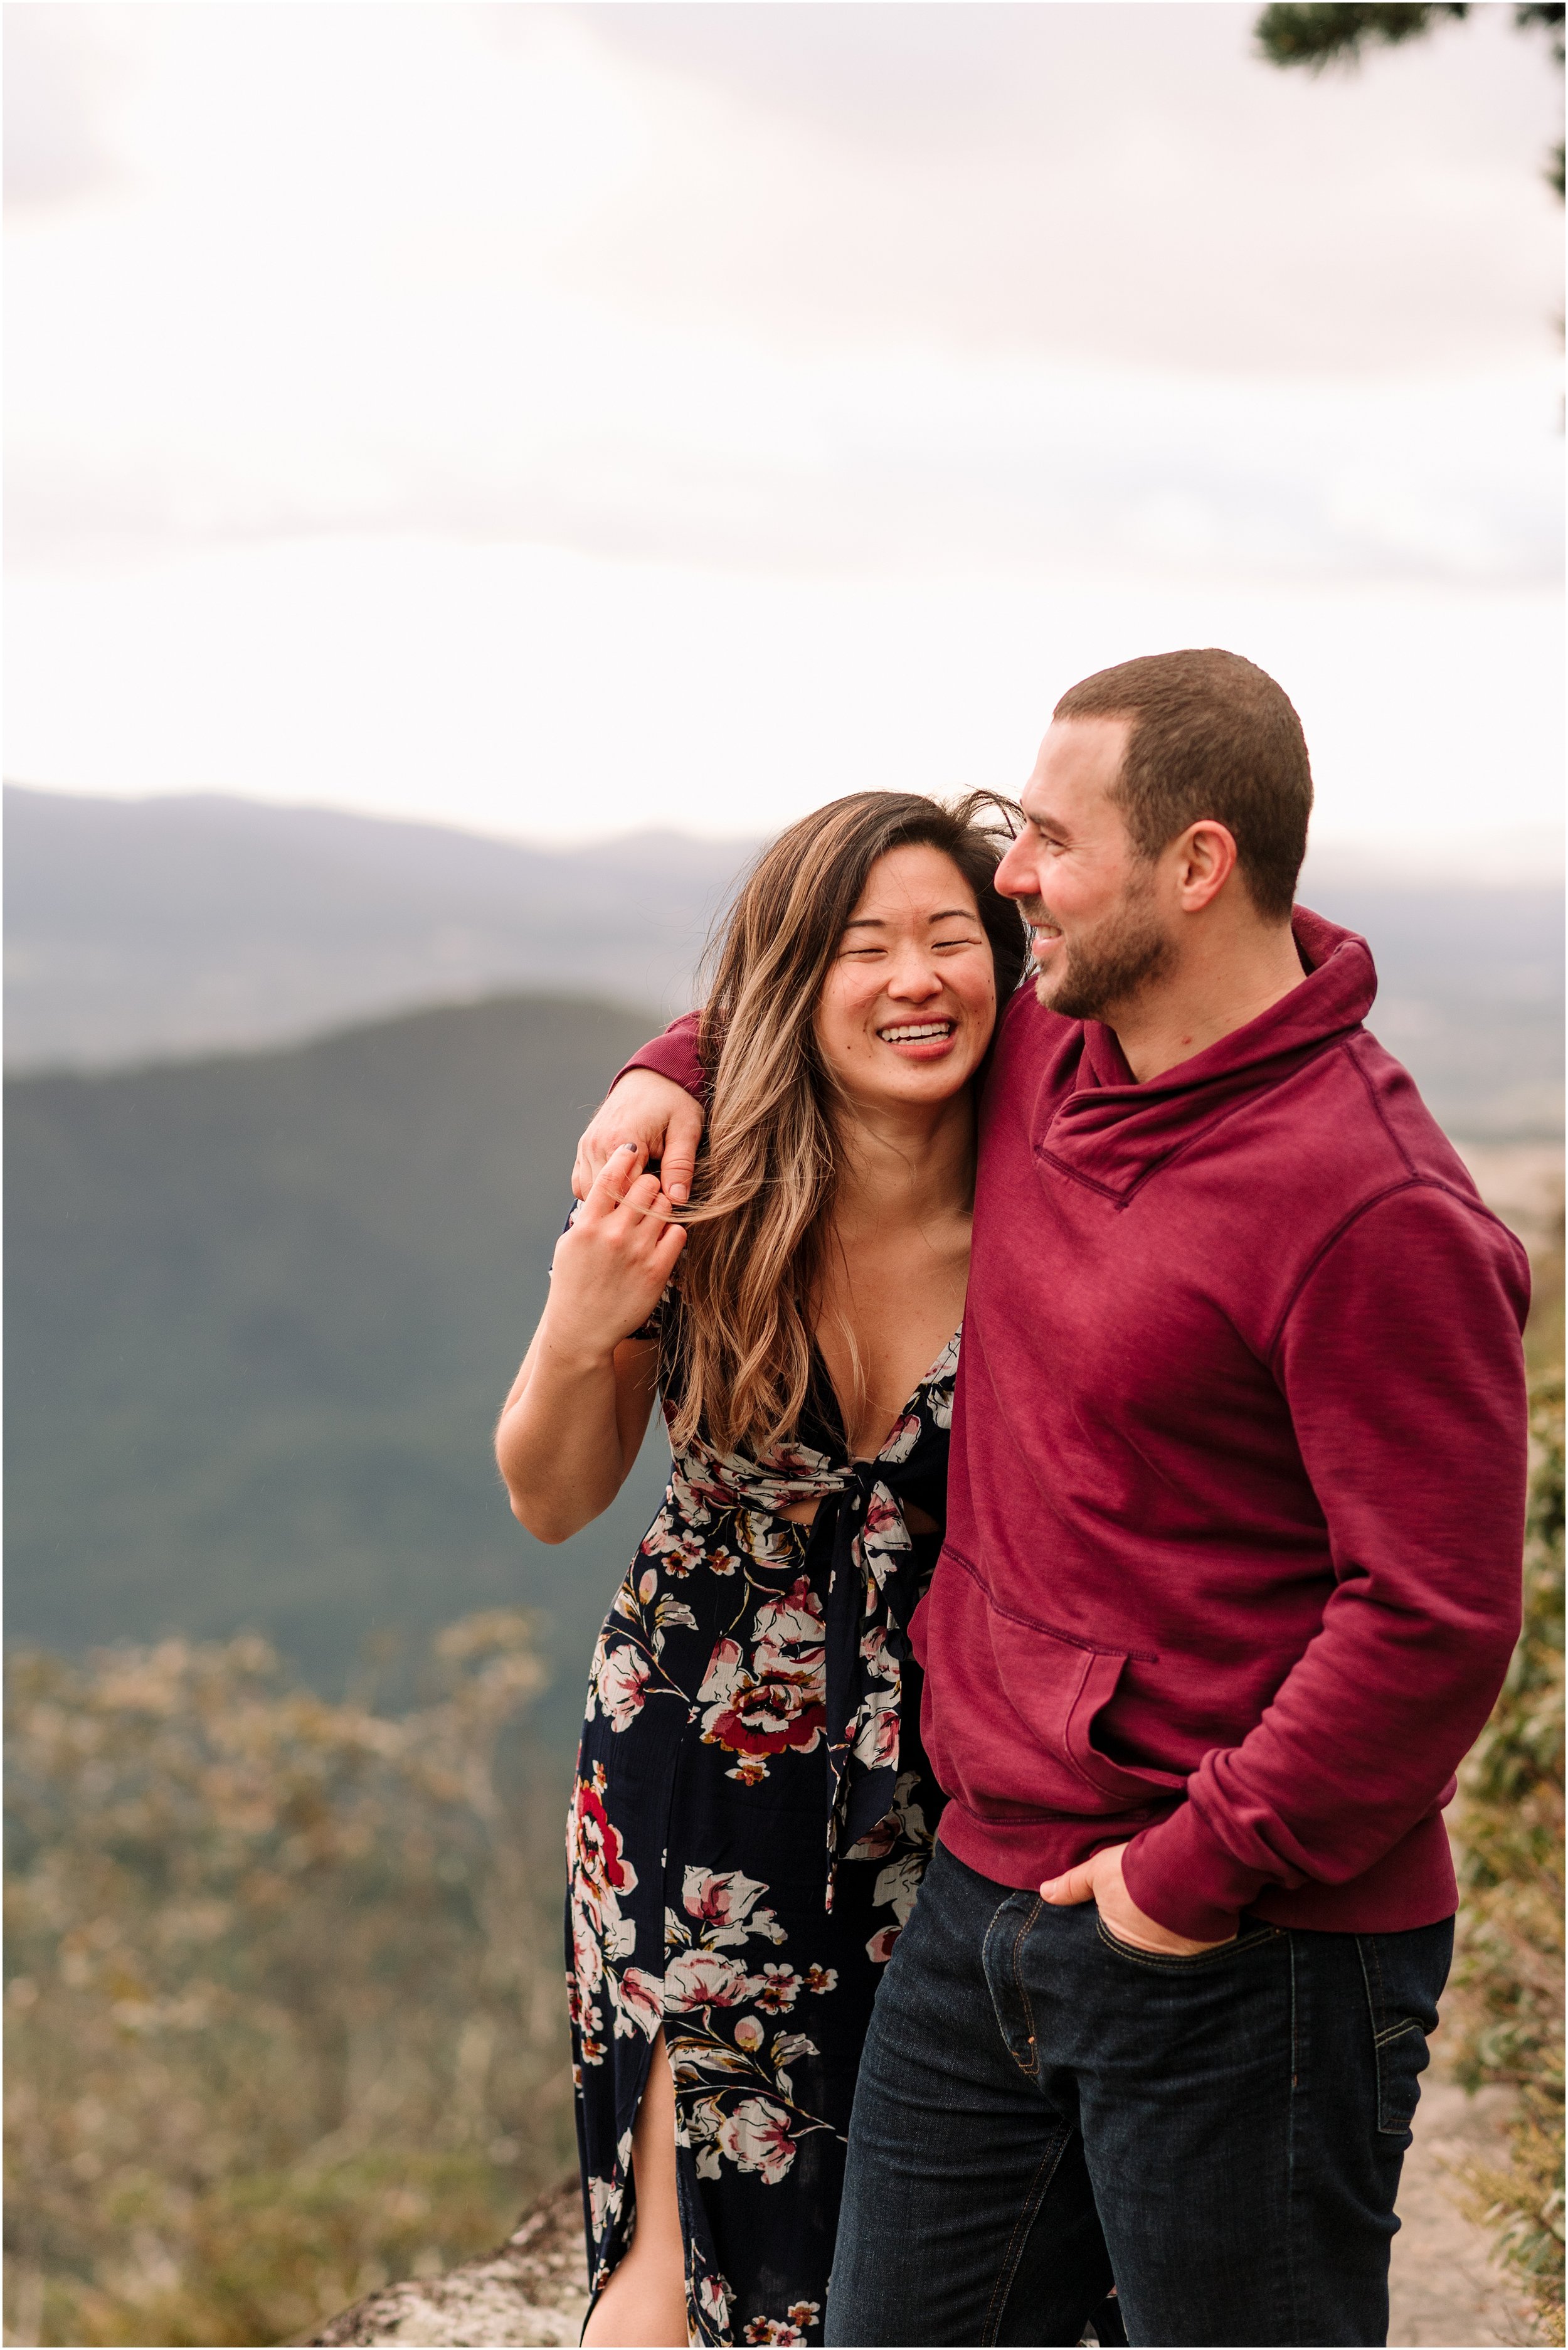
[826,1844,1452,2347]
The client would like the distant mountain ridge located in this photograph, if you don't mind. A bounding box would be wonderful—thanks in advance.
[1282,868,1562,1141]
[4,782,1562,1134]
[3,784,756,1072]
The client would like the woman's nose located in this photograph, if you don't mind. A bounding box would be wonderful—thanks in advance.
[886,954,944,1000]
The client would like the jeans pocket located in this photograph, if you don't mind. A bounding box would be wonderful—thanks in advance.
[1369,2017,1429,2136]
[1094,1918,1277,1969]
[983,1892,1046,2075]
[1357,1921,1453,2137]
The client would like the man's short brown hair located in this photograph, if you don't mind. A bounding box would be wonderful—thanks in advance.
[1054,648,1312,922]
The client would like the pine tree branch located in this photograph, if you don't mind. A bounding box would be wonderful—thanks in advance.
[1254,4,1470,73]
[1254,1,1564,196]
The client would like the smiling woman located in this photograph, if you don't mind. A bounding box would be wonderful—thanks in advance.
[669,794,1025,1463]
[492,793,1032,2348]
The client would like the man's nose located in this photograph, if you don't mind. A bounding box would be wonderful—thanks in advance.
[993,843,1033,901]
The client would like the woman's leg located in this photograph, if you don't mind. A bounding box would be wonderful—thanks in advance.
[582,2030,689,2348]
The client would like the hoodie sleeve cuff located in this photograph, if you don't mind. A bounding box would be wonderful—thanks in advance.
[610,1012,704,1101]
[1121,1800,1270,1943]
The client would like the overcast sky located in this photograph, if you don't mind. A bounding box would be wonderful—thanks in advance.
[5,1,1562,864]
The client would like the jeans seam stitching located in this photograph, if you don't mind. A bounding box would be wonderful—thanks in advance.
[982,1897,1036,2079]
[1094,1919,1277,1968]
[1286,1931,1301,2343]
[1012,1898,1043,2068]
[981,2132,1069,2347]
[1357,1932,1392,2131]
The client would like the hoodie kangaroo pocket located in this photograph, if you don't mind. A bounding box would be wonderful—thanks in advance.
[916,1550,1186,1825]
[985,1605,1186,1815]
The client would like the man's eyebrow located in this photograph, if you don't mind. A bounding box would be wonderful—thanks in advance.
[842,907,977,931]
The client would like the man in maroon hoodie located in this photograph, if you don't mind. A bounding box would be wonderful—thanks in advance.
[573,650,1530,2347]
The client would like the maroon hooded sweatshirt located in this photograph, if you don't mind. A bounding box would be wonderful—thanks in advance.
[618,910,1530,1940]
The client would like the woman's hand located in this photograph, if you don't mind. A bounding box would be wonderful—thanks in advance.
[496,1148,686,1542]
[547,1146,687,1358]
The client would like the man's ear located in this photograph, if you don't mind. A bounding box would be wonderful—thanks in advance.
[1173,820,1238,912]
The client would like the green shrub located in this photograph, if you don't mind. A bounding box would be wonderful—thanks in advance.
[1448,1373,1566,2346]
[4,1614,575,2347]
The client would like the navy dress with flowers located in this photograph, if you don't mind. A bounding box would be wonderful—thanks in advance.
[566,1311,955,2347]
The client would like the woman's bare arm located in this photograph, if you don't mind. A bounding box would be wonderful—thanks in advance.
[495,1149,686,1543]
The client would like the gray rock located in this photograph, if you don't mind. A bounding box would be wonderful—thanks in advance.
[304,2177,590,2349]
[305,2076,1537,2347]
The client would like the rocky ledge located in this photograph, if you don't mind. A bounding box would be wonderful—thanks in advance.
[304,2177,590,2349]
[304,2085,1533,2347]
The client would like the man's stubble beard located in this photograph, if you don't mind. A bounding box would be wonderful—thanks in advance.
[1023,881,1173,1024]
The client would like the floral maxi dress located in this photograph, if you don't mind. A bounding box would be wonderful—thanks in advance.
[567,1327,956,2346]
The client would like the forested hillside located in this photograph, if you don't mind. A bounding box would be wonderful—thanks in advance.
[4,993,673,1750]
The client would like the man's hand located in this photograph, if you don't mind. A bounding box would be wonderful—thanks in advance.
[572,1071,707,1205]
[1040,1842,1233,1957]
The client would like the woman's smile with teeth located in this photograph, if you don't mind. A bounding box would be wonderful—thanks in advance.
[878,1019,955,1043]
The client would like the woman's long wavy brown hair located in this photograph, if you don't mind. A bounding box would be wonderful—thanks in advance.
[667,791,1027,1459]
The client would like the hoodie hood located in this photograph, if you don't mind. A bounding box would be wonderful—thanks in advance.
[1033,907,1377,1203]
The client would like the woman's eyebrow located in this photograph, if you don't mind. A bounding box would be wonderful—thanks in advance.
[842,907,976,932]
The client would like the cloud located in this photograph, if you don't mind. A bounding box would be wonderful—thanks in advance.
[563,1,1564,375]
[6,535,1560,855]
[3,5,129,208]
[5,4,1559,595]
[3,0,1560,850]
[7,282,1560,592]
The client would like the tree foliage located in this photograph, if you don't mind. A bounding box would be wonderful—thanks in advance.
[1446,1372,1566,2344]
[4,1371,1562,2346]
[1255,1,1566,195]
[3,1614,575,2347]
